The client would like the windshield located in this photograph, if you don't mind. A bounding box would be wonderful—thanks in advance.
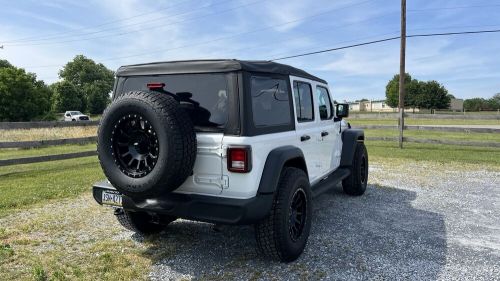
[118,73,230,129]
[70,111,82,115]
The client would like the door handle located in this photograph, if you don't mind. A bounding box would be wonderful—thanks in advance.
[321,131,329,137]
[300,135,311,142]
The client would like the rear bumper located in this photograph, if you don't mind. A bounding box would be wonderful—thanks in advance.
[92,181,273,225]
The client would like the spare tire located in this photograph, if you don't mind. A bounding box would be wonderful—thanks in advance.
[97,91,197,197]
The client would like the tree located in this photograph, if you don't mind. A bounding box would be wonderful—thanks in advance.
[58,55,114,114]
[59,55,114,88]
[52,80,86,112]
[85,80,111,114]
[0,59,13,69]
[464,98,484,111]
[0,66,52,121]
[418,81,450,110]
[489,93,500,110]
[386,74,451,110]
[386,73,411,108]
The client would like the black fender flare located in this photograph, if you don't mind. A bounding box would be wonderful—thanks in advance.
[257,146,307,195]
[340,129,365,167]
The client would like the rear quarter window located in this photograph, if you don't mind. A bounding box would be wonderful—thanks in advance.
[250,76,292,127]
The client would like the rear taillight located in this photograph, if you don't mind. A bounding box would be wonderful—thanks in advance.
[227,146,252,173]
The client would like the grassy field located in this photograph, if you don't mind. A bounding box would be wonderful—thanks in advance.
[0,126,97,142]
[0,156,102,217]
[0,143,95,160]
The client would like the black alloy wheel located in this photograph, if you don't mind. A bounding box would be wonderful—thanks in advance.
[289,188,307,242]
[360,154,367,184]
[112,113,159,178]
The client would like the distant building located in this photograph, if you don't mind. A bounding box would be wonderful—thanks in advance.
[348,100,403,112]
[449,98,464,112]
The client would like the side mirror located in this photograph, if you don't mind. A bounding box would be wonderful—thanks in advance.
[336,103,349,119]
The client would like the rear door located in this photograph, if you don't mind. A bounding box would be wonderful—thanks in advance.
[175,133,226,196]
[314,85,339,175]
[291,77,323,182]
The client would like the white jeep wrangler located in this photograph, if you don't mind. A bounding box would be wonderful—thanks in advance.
[93,60,368,262]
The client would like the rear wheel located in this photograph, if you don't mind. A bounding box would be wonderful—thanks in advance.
[342,143,368,196]
[255,167,312,262]
[114,208,176,235]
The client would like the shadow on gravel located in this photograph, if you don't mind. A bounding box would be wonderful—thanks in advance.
[142,184,447,280]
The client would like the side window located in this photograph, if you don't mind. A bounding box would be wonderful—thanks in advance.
[316,86,333,120]
[293,81,314,122]
[251,76,291,127]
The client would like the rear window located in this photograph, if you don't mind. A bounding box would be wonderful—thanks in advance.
[250,76,291,127]
[118,74,230,129]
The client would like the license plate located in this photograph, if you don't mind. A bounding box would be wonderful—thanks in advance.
[102,191,122,206]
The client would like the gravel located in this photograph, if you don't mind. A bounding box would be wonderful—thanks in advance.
[147,160,500,281]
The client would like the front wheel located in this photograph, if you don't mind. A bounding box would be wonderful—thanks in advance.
[114,208,176,235]
[342,143,368,196]
[255,167,312,262]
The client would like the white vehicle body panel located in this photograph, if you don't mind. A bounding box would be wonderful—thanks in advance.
[174,77,344,200]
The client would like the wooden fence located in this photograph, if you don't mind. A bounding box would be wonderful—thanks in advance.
[0,120,99,130]
[0,120,498,167]
[357,125,500,148]
[349,113,500,120]
[0,151,96,167]
[0,136,97,149]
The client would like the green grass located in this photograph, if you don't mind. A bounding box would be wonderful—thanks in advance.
[366,141,500,167]
[0,156,102,217]
[364,129,500,143]
[0,144,95,160]
[347,118,500,126]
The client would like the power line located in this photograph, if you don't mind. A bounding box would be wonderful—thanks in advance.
[0,0,195,43]
[271,29,500,61]
[33,28,500,81]
[8,0,376,47]
[408,29,500,38]
[3,0,255,46]
[23,0,380,68]
[408,3,500,12]
[271,37,400,61]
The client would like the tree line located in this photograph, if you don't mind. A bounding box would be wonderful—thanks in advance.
[385,73,499,112]
[463,94,500,111]
[0,55,114,121]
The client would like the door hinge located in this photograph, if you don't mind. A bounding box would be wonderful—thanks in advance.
[197,146,226,157]
[194,175,229,189]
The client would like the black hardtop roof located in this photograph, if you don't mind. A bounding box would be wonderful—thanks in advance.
[116,59,327,84]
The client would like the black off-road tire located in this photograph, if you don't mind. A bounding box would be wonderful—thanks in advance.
[255,167,313,262]
[114,208,176,235]
[342,143,368,196]
[97,91,196,198]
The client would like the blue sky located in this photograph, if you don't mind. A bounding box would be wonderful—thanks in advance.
[0,0,499,101]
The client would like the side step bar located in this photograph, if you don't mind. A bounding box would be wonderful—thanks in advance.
[311,168,350,198]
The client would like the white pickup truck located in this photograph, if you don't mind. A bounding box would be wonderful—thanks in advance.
[64,111,89,121]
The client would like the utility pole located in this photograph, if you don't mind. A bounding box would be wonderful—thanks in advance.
[398,0,406,148]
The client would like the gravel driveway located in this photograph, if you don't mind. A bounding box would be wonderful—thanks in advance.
[146,160,500,280]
